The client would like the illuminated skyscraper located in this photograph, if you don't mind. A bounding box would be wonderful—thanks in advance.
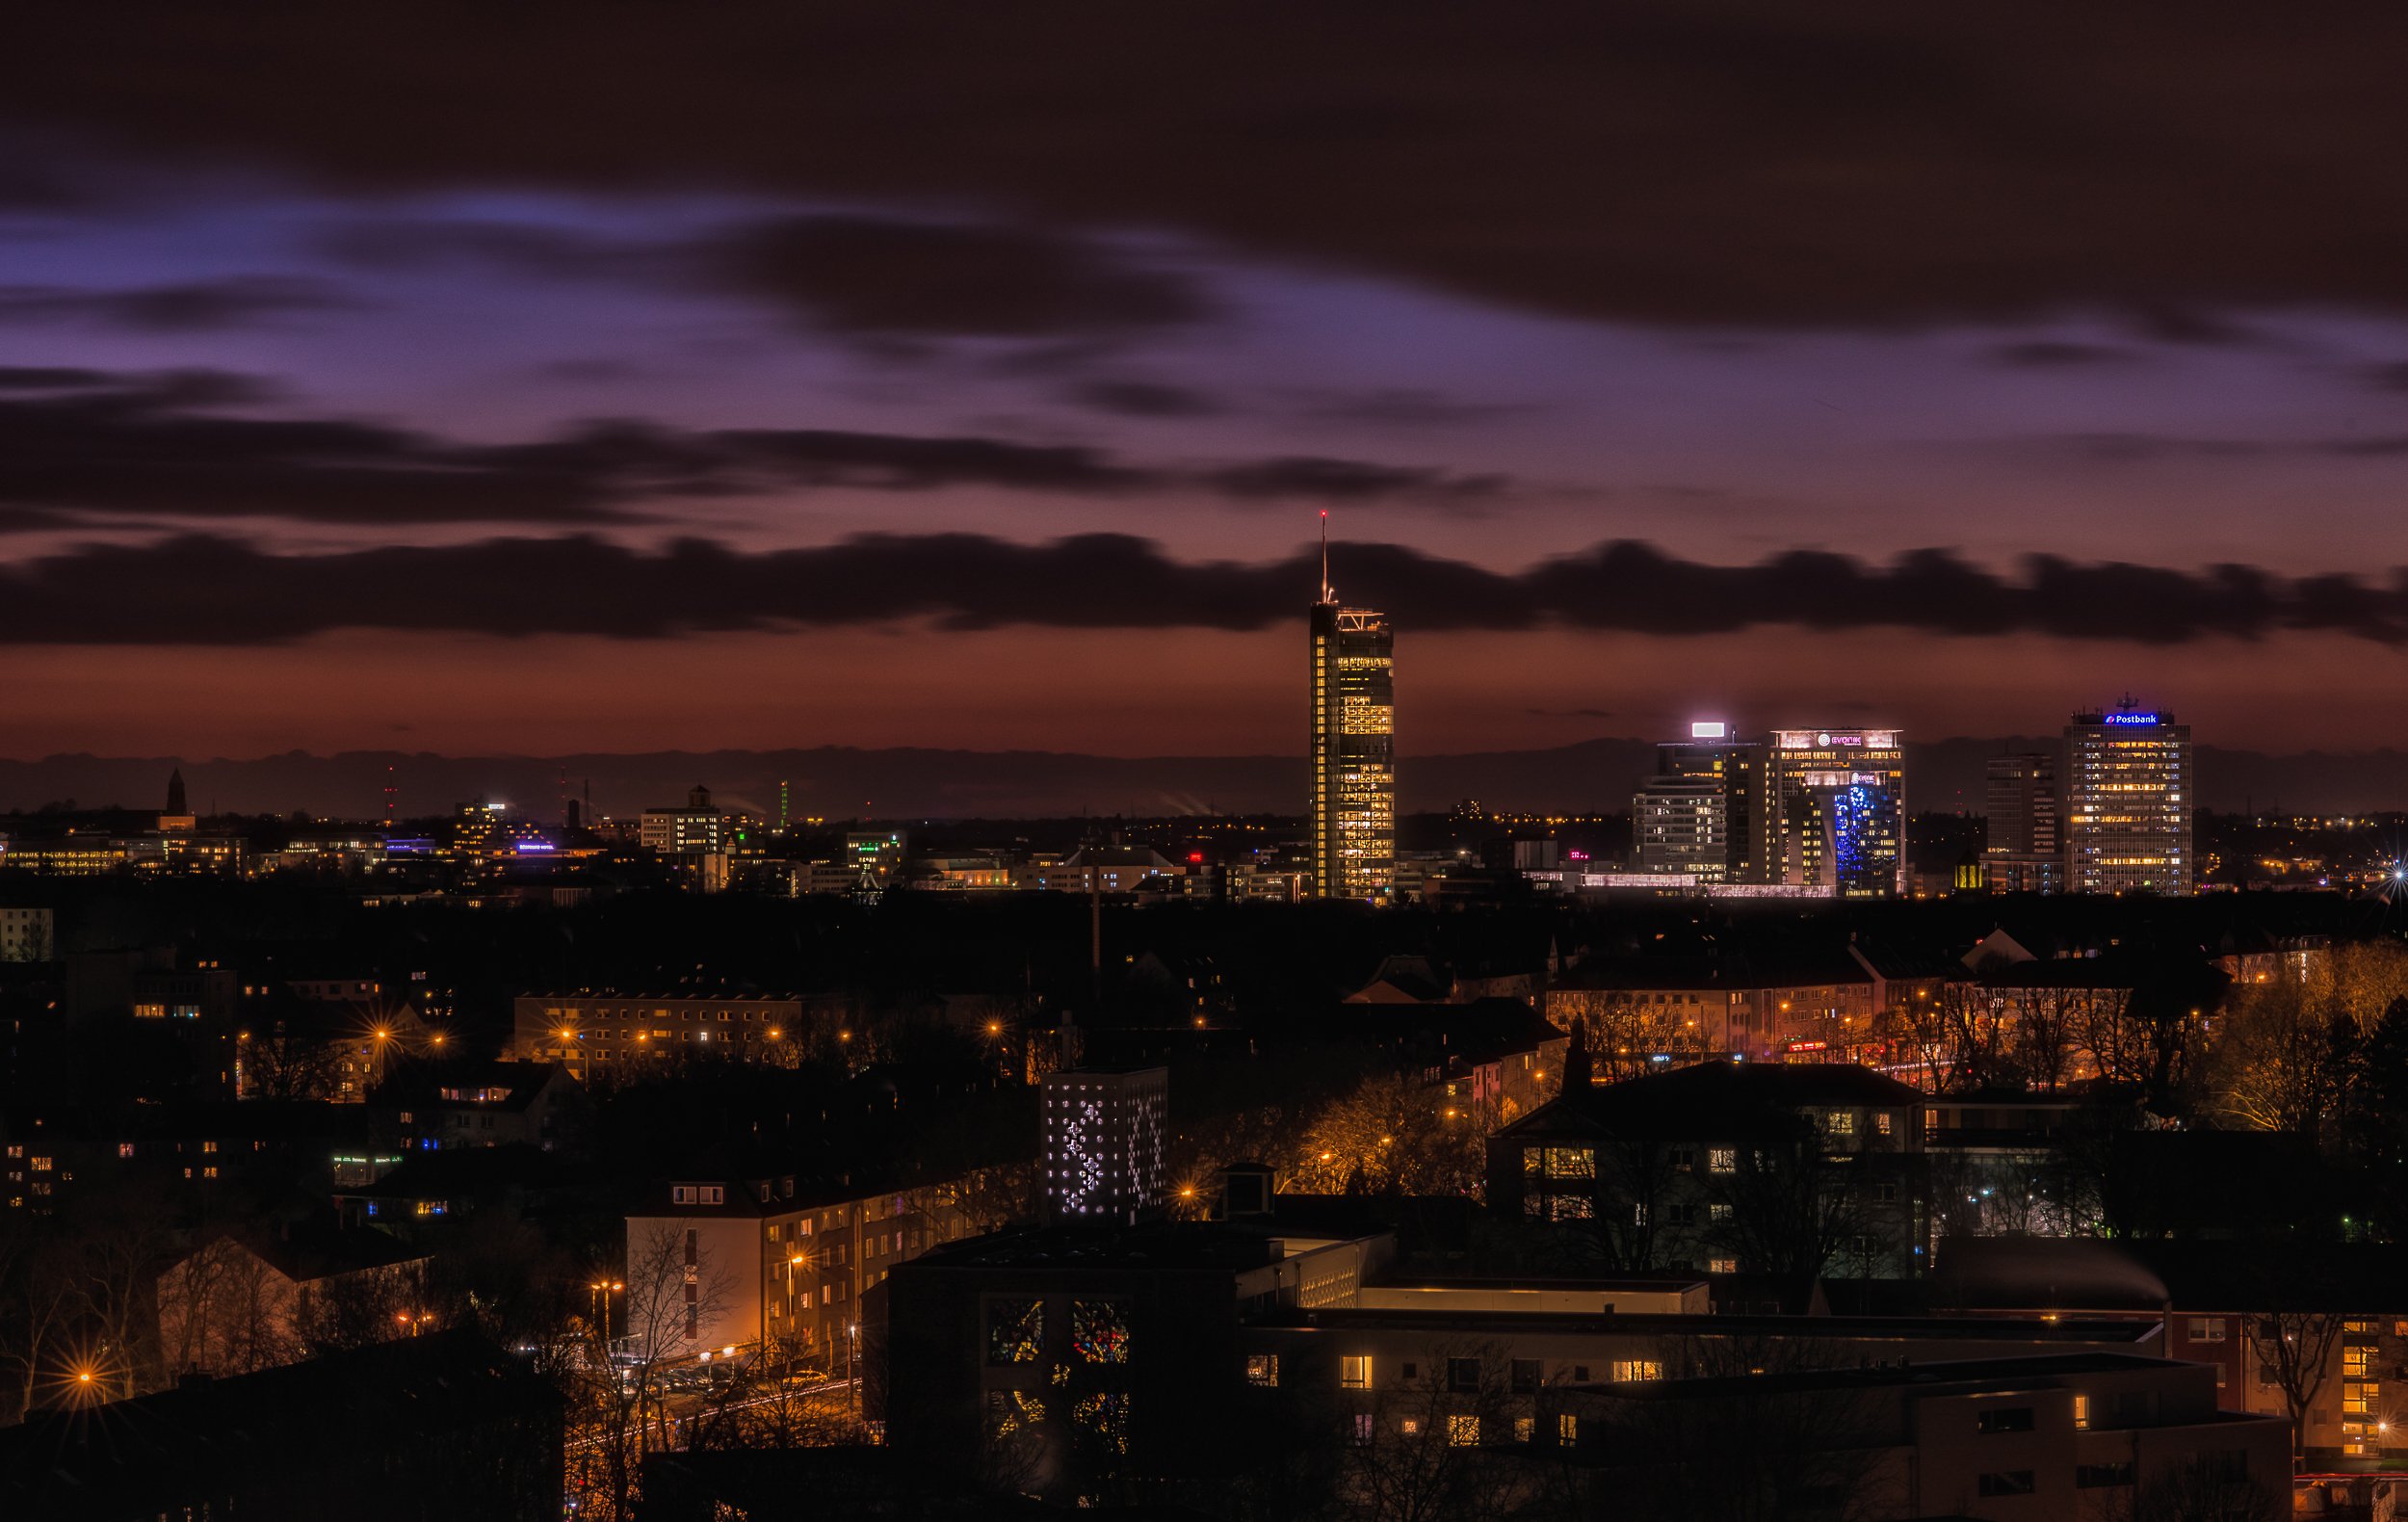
[1633,722,1760,881]
[1983,752,2063,893]
[1308,517,1395,901]
[1755,729,1906,897]
[2065,705,2192,895]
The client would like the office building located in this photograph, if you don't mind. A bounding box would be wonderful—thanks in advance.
[1041,1065,1168,1226]
[1756,729,1906,897]
[1984,751,2064,894]
[641,786,727,856]
[1308,533,1395,901]
[2064,707,2193,896]
[1632,723,1761,881]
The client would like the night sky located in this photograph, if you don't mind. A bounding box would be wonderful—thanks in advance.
[5,6,2407,763]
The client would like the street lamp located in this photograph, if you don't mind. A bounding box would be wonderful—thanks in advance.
[589,1278,623,1338]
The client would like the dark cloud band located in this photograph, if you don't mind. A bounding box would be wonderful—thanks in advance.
[1,532,2399,646]
[0,370,1501,526]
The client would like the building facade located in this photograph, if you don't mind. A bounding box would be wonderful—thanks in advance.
[641,786,727,856]
[1042,1066,1168,1226]
[511,993,806,1082]
[1309,591,1395,902]
[1756,729,1906,897]
[0,907,52,963]
[2064,707,2193,896]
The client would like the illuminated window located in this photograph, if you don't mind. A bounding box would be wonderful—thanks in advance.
[1514,1416,1534,1443]
[1611,1360,1662,1382]
[1708,1148,1736,1174]
[1070,1300,1129,1364]
[1340,1355,1373,1389]
[2073,1394,2089,1430]
[1245,1354,1279,1387]
[986,1299,1044,1365]
[1400,1417,1421,1436]
[1448,1415,1479,1446]
[1351,1413,1374,1446]
[1709,1257,1737,1273]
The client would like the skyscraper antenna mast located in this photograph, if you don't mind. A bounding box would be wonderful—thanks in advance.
[1320,509,1331,603]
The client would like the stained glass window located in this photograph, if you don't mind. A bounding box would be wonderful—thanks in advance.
[985,1298,1043,1365]
[986,1389,1045,1438]
[1071,1299,1130,1363]
[1072,1391,1129,1455]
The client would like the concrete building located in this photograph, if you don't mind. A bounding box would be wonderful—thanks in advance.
[1488,1061,1929,1278]
[1753,728,1907,897]
[623,1168,990,1373]
[511,992,806,1082]
[2065,706,2194,896]
[1983,752,2064,894]
[1041,1066,1168,1226]
[641,786,727,857]
[0,907,52,962]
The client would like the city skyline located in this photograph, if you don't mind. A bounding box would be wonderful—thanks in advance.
[4,10,2408,764]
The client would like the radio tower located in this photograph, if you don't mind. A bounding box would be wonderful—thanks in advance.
[381,765,397,828]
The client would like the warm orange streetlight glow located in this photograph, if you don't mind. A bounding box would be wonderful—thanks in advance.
[986,1021,1002,1036]
[76,1370,92,1384]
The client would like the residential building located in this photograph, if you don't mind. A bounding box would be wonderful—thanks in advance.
[623,1170,991,1372]
[0,907,52,962]
[2065,706,2194,895]
[511,992,806,1082]
[1487,1061,1929,1278]
[154,1220,431,1378]
[373,1059,582,1152]
[1309,540,1395,901]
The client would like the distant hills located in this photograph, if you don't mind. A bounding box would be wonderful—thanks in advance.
[5,739,2405,822]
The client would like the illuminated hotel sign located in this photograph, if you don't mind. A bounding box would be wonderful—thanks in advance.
[1773,729,1900,750]
[2102,712,2161,726]
[1689,722,1728,739]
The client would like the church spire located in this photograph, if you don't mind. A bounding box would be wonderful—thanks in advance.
[166,767,187,817]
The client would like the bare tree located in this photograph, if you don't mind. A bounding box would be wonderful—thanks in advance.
[1338,1342,1541,1522]
[564,1222,734,1522]
[1699,1123,1880,1280]
[2245,1310,2346,1453]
